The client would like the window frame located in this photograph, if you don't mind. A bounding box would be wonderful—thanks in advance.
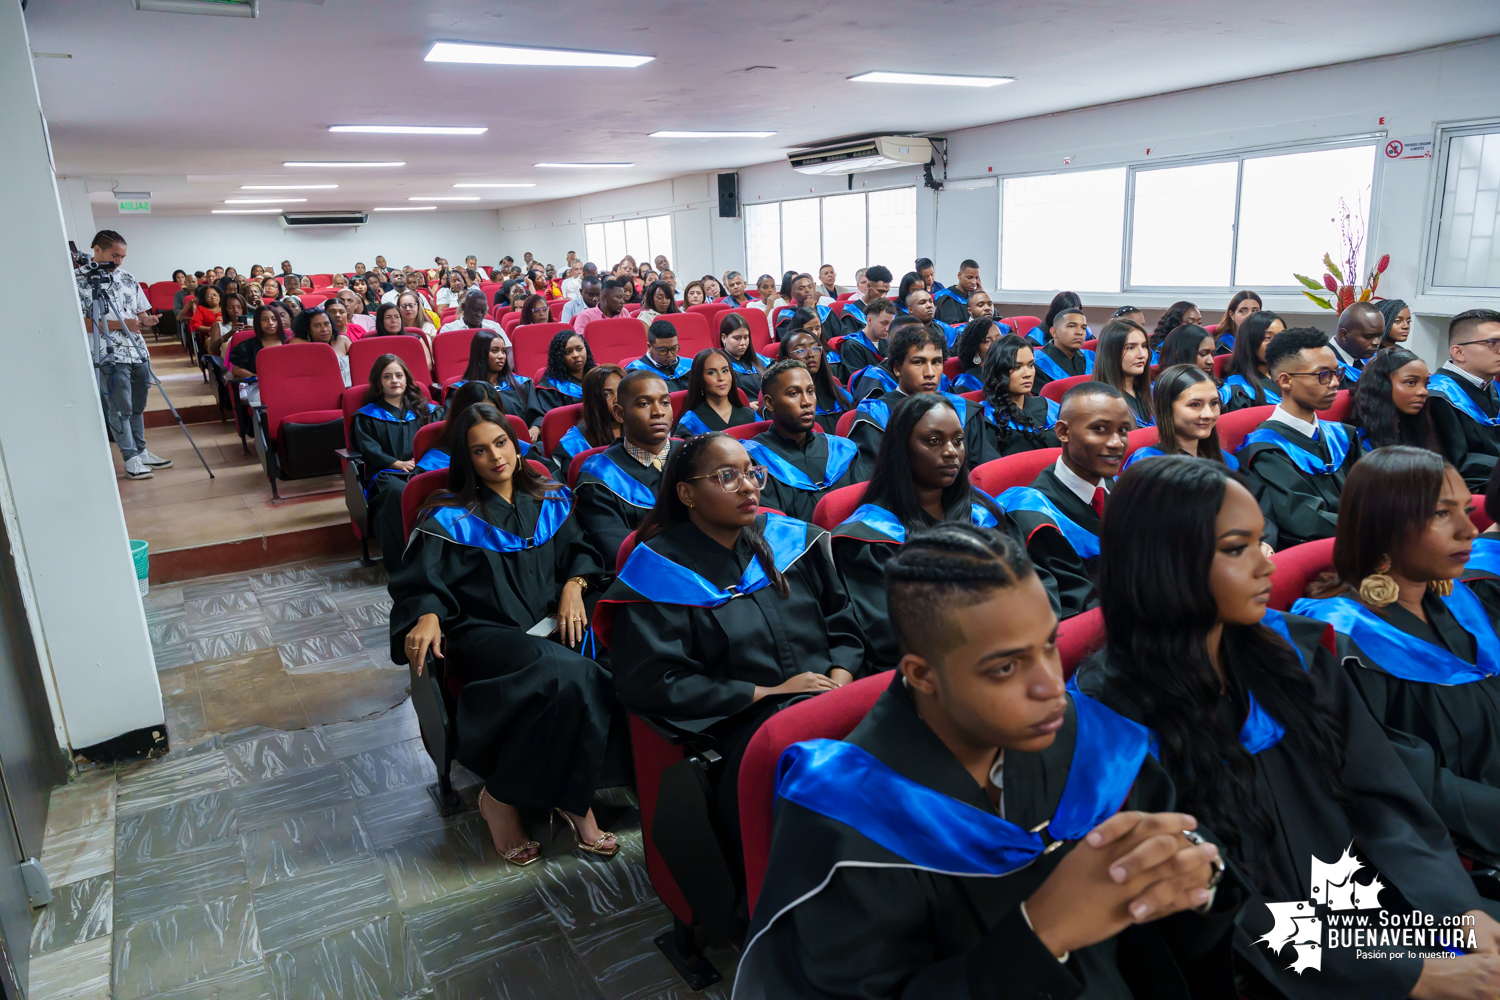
[1422,118,1500,298]
[583,212,675,271]
[740,185,917,281]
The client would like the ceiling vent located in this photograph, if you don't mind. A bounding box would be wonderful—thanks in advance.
[279,211,367,229]
[788,136,932,175]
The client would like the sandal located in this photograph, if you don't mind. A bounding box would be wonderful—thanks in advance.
[479,788,542,867]
[553,808,620,858]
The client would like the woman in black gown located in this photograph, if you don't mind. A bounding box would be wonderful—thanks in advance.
[1219,311,1286,412]
[1074,456,1500,1000]
[1293,446,1500,867]
[1092,318,1154,427]
[974,333,1059,462]
[1467,463,1500,609]
[391,403,619,866]
[351,354,440,571]
[525,329,597,429]
[949,317,1007,393]
[671,348,757,437]
[449,329,537,433]
[719,312,772,399]
[550,363,624,474]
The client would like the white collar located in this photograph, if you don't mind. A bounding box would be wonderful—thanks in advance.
[1052,457,1108,506]
[1330,339,1358,366]
[1268,404,1320,439]
[1442,360,1492,389]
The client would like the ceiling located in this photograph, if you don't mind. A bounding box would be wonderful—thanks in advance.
[24,0,1500,216]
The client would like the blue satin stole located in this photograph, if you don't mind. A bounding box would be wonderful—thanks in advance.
[426,489,572,553]
[1033,349,1095,383]
[841,499,999,542]
[1469,537,1500,579]
[953,372,982,393]
[817,382,853,417]
[743,436,857,491]
[414,448,450,473]
[774,682,1151,876]
[675,410,714,437]
[983,398,1059,432]
[731,353,773,377]
[558,424,591,459]
[615,513,813,606]
[849,365,899,396]
[356,403,433,423]
[1238,609,1308,753]
[1428,373,1500,427]
[1339,361,1362,384]
[996,486,1100,559]
[1122,446,1238,471]
[842,330,881,358]
[1292,584,1500,685]
[932,286,968,308]
[627,355,693,380]
[854,391,969,432]
[1220,373,1281,406]
[451,375,533,394]
[542,376,584,399]
[1025,325,1047,346]
[579,451,658,508]
[1238,420,1351,476]
[1218,333,1236,351]
[840,300,867,327]
[940,322,960,350]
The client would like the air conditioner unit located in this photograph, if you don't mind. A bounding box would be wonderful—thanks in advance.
[279,211,367,229]
[788,136,933,175]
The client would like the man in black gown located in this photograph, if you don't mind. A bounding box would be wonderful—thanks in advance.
[834,264,892,337]
[1429,309,1500,488]
[738,524,1229,999]
[574,371,679,569]
[625,320,692,391]
[1329,301,1384,389]
[835,298,894,379]
[933,258,982,327]
[1238,328,1361,548]
[1031,308,1096,394]
[744,361,861,520]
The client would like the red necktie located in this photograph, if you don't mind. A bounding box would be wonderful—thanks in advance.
[1091,485,1107,518]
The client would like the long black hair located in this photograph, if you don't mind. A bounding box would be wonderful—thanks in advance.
[1216,290,1262,342]
[1093,318,1153,421]
[643,280,678,314]
[778,329,849,408]
[896,271,924,311]
[1095,458,1346,889]
[635,433,790,596]
[863,394,1001,529]
[580,363,625,448]
[462,329,525,395]
[1151,300,1197,350]
[719,313,768,374]
[363,353,433,425]
[251,304,285,341]
[680,348,739,414]
[423,403,559,515]
[954,318,1002,376]
[1159,324,1213,373]
[1350,346,1439,450]
[981,334,1049,451]
[1224,310,1283,403]
[544,329,596,383]
[1042,291,1082,333]
[1150,365,1229,465]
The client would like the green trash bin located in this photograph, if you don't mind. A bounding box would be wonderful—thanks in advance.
[130,539,149,597]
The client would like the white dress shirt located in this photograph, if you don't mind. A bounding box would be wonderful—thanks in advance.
[1267,404,1320,438]
[1051,457,1109,506]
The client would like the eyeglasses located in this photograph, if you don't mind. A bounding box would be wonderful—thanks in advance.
[788,345,824,358]
[687,465,768,492]
[1285,369,1339,385]
[1457,337,1500,353]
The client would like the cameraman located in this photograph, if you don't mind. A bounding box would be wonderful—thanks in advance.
[77,229,172,480]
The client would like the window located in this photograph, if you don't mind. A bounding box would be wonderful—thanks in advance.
[584,214,674,271]
[1429,124,1500,291]
[1000,167,1127,293]
[741,187,916,283]
[1128,161,1237,287]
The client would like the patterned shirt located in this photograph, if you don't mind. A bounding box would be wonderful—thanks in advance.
[76,266,150,365]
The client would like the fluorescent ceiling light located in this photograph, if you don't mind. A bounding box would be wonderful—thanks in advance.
[225,197,305,204]
[374,206,436,212]
[132,0,257,18]
[649,130,776,139]
[329,124,487,136]
[453,182,536,188]
[425,41,652,68]
[212,208,280,214]
[410,196,480,201]
[283,161,405,168]
[849,71,1013,88]
[240,184,338,190]
[534,162,633,169]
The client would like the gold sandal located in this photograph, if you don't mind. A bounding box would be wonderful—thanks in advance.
[553,809,620,858]
[479,788,542,867]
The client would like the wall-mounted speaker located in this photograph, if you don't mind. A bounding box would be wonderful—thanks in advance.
[717,172,739,218]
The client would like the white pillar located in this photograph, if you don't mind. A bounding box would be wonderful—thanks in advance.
[55,177,97,250]
[0,0,163,751]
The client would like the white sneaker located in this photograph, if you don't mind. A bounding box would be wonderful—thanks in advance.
[124,456,154,479]
[139,450,173,468]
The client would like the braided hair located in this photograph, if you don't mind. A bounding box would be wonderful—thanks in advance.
[981,334,1050,451]
[1151,300,1198,350]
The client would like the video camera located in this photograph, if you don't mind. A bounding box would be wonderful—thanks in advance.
[70,240,117,290]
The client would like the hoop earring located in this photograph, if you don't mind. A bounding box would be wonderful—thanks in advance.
[1428,579,1454,597]
[1357,557,1400,607]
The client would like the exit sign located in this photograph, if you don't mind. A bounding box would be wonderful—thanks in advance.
[118,200,151,214]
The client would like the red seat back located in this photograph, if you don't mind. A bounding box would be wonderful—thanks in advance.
[512,322,571,379]
[568,445,610,488]
[298,291,333,308]
[971,447,1063,495]
[401,469,450,539]
[432,330,474,386]
[654,312,715,357]
[726,307,773,354]
[549,298,568,320]
[1039,373,1091,403]
[1216,404,1276,454]
[812,482,868,531]
[1213,354,1233,380]
[224,328,258,364]
[943,356,963,380]
[725,420,771,441]
[584,317,648,366]
[413,421,445,461]
[501,312,525,334]
[961,388,985,402]
[1081,339,1098,353]
[1003,315,1042,337]
[308,273,334,288]
[258,343,345,444]
[1124,425,1160,461]
[1058,606,1105,677]
[349,334,430,388]
[1269,538,1336,611]
[479,281,502,300]
[439,308,458,325]
[834,409,860,437]
[1324,389,1352,424]
[541,403,585,457]
[147,281,180,311]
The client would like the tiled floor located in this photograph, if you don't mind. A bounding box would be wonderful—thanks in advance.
[28,556,739,999]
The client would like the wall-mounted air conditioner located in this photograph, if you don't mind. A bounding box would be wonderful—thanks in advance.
[279,211,367,229]
[788,136,933,175]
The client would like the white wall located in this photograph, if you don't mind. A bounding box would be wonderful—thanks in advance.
[0,0,163,750]
[55,177,96,251]
[98,208,506,285]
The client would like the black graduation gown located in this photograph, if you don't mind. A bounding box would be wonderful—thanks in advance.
[1221,370,1280,413]
[525,375,584,428]
[1122,389,1152,429]
[1238,419,1361,549]
[1005,467,1104,620]
[1316,590,1500,867]
[747,428,857,521]
[387,488,615,814]
[351,401,438,573]
[1464,540,1500,616]
[228,334,278,374]
[836,331,884,375]
[671,401,758,438]
[1030,344,1091,393]
[1428,373,1500,489]
[933,287,971,326]
[974,395,1060,463]
[813,380,852,435]
[551,426,616,479]
[573,439,681,570]
[728,357,769,399]
[737,673,1237,1000]
[1076,613,1494,1000]
[443,376,536,423]
[847,390,985,483]
[628,357,691,392]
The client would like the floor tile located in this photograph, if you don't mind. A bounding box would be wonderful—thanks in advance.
[183,591,259,622]
[293,667,411,725]
[26,933,112,1000]
[339,738,437,798]
[404,879,559,981]
[115,790,238,873]
[143,584,186,610]
[318,562,387,592]
[132,962,274,1000]
[251,856,394,953]
[240,801,373,889]
[223,730,335,786]
[220,726,285,747]
[153,643,204,672]
[532,834,654,934]
[31,872,113,957]
[181,576,253,604]
[191,628,275,662]
[45,771,117,839]
[275,631,366,671]
[258,592,339,624]
[147,607,192,648]
[40,820,115,887]
[319,700,421,759]
[247,567,321,592]
[116,750,232,818]
[262,913,423,1000]
[231,764,353,829]
[112,888,261,999]
[377,812,522,910]
[430,935,604,1000]
[199,652,309,734]
[571,902,709,1000]
[340,600,391,631]
[353,784,449,850]
[114,839,248,923]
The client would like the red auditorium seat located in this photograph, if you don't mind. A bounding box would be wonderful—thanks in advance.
[511,322,571,379]
[1213,354,1233,380]
[653,312,714,357]
[1081,339,1098,353]
[1039,374,1091,403]
[584,317,649,366]
[668,388,750,422]
[1124,425,1160,461]
[336,381,438,562]
[479,281,502,301]
[298,291,333,308]
[943,356,963,381]
[725,420,769,441]
[835,292,856,303]
[568,445,609,488]
[146,281,179,312]
[1268,538,1335,611]
[254,342,346,500]
[501,312,524,334]
[971,447,1064,495]
[432,330,473,390]
[834,409,859,437]
[1216,404,1276,454]
[726,307,773,354]
[549,298,568,320]
[348,334,433,389]
[439,308,458,325]
[961,389,985,402]
[541,403,584,457]
[811,481,868,531]
[412,421,446,462]
[1003,315,1042,337]
[1324,389,1352,423]
[308,273,334,287]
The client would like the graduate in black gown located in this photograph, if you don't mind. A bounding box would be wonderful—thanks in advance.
[832,393,1060,667]
[1329,302,1385,391]
[719,312,772,399]
[1073,457,1500,1000]
[931,258,982,326]
[1237,328,1363,549]
[574,370,681,570]
[1030,307,1096,394]
[846,321,983,481]
[948,316,1006,394]
[833,297,895,384]
[1348,347,1443,455]
[447,328,538,435]
[548,363,624,475]
[740,523,1230,1000]
[390,403,620,867]
[625,319,693,392]
[1002,382,1132,620]
[1092,318,1155,428]
[1428,309,1500,489]
[1121,366,1239,473]
[741,360,859,521]
[410,380,507,477]
[672,348,757,437]
[525,329,597,429]
[776,330,851,434]
[973,333,1060,463]
[350,354,441,572]
[1293,447,1500,868]
[1218,311,1286,412]
[833,264,893,339]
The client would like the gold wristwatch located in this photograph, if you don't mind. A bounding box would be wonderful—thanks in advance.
[567,575,590,594]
